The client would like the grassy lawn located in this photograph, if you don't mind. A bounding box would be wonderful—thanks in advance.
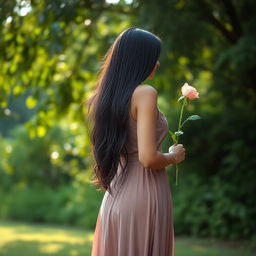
[0,220,255,256]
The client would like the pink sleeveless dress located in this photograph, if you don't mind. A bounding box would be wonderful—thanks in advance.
[91,107,175,256]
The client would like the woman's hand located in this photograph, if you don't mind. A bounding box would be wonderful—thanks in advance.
[168,144,186,164]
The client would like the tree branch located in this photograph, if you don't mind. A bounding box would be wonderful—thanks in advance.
[221,0,242,38]
[198,0,238,44]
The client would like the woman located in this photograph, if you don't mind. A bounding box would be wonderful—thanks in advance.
[85,27,185,256]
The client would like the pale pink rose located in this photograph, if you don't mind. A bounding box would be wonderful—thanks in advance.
[181,83,199,100]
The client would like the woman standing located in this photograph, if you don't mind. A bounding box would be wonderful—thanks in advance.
[86,27,185,256]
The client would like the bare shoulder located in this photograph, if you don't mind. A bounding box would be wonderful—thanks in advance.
[132,84,158,106]
[130,85,158,121]
[134,84,158,97]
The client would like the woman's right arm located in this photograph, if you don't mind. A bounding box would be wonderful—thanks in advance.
[145,145,186,169]
[135,85,185,169]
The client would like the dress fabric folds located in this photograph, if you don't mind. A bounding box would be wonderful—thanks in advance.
[91,107,175,256]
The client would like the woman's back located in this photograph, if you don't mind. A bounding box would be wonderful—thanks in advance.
[91,97,175,256]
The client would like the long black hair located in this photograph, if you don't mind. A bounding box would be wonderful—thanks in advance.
[84,27,161,196]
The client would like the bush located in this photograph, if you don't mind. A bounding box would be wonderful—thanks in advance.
[172,174,255,240]
[0,181,104,229]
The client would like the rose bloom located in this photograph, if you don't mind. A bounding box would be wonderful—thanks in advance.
[181,83,199,100]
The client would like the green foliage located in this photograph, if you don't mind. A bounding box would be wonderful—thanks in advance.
[0,124,89,189]
[140,0,256,240]
[166,97,256,240]
[0,0,256,242]
[0,182,104,229]
[172,174,255,240]
[0,122,104,229]
[0,0,135,123]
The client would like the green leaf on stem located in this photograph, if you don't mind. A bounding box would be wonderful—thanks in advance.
[180,115,201,128]
[186,115,201,121]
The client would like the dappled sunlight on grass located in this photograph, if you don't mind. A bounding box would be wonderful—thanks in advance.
[0,223,92,244]
[0,220,255,256]
[192,244,207,252]
[39,243,64,254]
[0,220,93,255]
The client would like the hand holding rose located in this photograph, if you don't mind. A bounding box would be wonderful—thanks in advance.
[168,144,186,164]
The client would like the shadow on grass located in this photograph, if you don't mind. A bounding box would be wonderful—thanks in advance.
[175,236,256,256]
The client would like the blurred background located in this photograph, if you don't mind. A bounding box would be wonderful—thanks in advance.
[0,0,255,255]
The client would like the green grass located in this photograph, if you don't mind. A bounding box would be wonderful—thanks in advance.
[0,220,255,256]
